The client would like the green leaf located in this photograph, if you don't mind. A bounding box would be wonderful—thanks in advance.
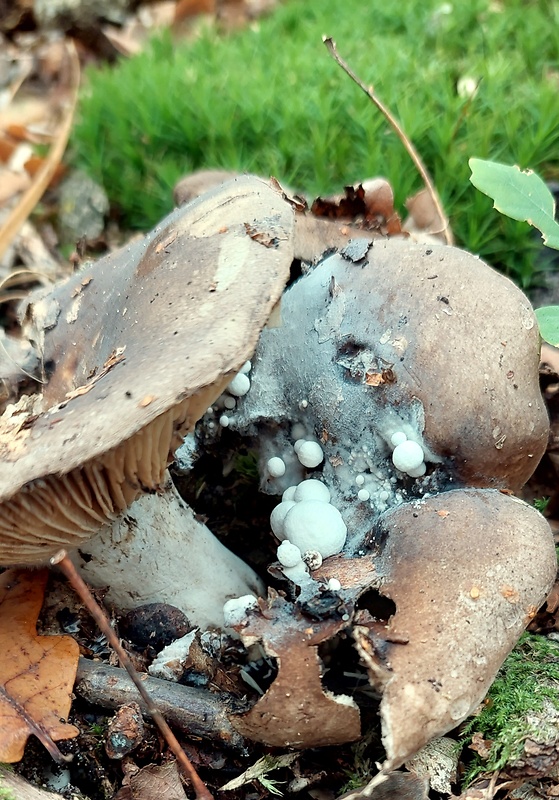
[469,158,559,250]
[535,306,559,346]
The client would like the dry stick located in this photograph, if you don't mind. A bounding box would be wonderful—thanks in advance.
[323,36,453,246]
[51,550,215,800]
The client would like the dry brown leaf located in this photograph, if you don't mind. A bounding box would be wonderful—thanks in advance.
[128,761,187,800]
[403,188,450,244]
[0,568,79,762]
[0,40,80,263]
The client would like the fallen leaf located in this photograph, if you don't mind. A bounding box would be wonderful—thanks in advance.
[0,568,79,762]
[469,731,493,760]
[128,761,187,800]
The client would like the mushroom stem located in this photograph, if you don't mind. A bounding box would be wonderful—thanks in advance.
[51,551,214,800]
[72,475,264,629]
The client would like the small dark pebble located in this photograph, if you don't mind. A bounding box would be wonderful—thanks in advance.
[119,603,191,652]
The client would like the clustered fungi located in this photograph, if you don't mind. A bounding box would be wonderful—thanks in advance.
[0,175,555,776]
[188,236,556,766]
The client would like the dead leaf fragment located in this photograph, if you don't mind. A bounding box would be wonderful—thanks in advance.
[0,569,79,762]
[127,761,187,800]
[469,731,493,760]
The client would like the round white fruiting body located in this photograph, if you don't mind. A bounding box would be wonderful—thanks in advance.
[283,500,347,558]
[267,456,286,478]
[223,396,236,410]
[277,540,303,568]
[390,431,408,447]
[240,360,252,374]
[357,489,370,502]
[227,372,251,397]
[270,500,296,539]
[392,440,425,476]
[282,485,297,501]
[293,479,330,503]
[296,441,324,468]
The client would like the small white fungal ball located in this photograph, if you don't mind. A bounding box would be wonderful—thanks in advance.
[293,438,306,454]
[328,578,342,591]
[296,441,324,468]
[284,501,347,558]
[355,474,365,487]
[293,479,330,503]
[357,489,370,502]
[277,540,303,568]
[392,440,425,474]
[282,485,297,502]
[270,500,296,539]
[267,456,286,478]
[219,415,229,427]
[407,462,427,478]
[390,431,408,447]
[227,372,251,397]
[223,396,236,410]
[223,595,258,627]
[379,490,390,502]
[240,360,252,374]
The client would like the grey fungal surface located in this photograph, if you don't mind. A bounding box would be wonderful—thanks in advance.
[230,239,548,555]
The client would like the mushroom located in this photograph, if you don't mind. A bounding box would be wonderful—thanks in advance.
[210,237,555,756]
[232,239,549,538]
[0,176,294,623]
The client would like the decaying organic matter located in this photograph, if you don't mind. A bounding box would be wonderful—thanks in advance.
[0,172,555,783]
[217,238,555,765]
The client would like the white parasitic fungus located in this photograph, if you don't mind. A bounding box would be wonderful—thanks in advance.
[390,431,407,447]
[270,500,296,539]
[227,372,251,397]
[296,440,324,468]
[283,500,347,558]
[277,540,303,568]
[282,485,297,501]
[392,440,425,476]
[293,478,330,503]
[267,456,286,478]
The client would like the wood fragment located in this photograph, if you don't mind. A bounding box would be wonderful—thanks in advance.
[75,657,247,752]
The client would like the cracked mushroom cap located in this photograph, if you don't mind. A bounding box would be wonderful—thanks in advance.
[0,176,294,565]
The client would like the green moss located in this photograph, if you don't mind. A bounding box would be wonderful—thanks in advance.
[71,0,559,287]
[462,633,559,783]
[534,496,551,514]
[0,767,16,800]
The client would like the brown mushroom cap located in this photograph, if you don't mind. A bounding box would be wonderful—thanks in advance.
[374,488,556,769]
[0,176,294,564]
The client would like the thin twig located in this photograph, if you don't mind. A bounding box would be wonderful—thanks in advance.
[51,550,214,800]
[323,36,453,246]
